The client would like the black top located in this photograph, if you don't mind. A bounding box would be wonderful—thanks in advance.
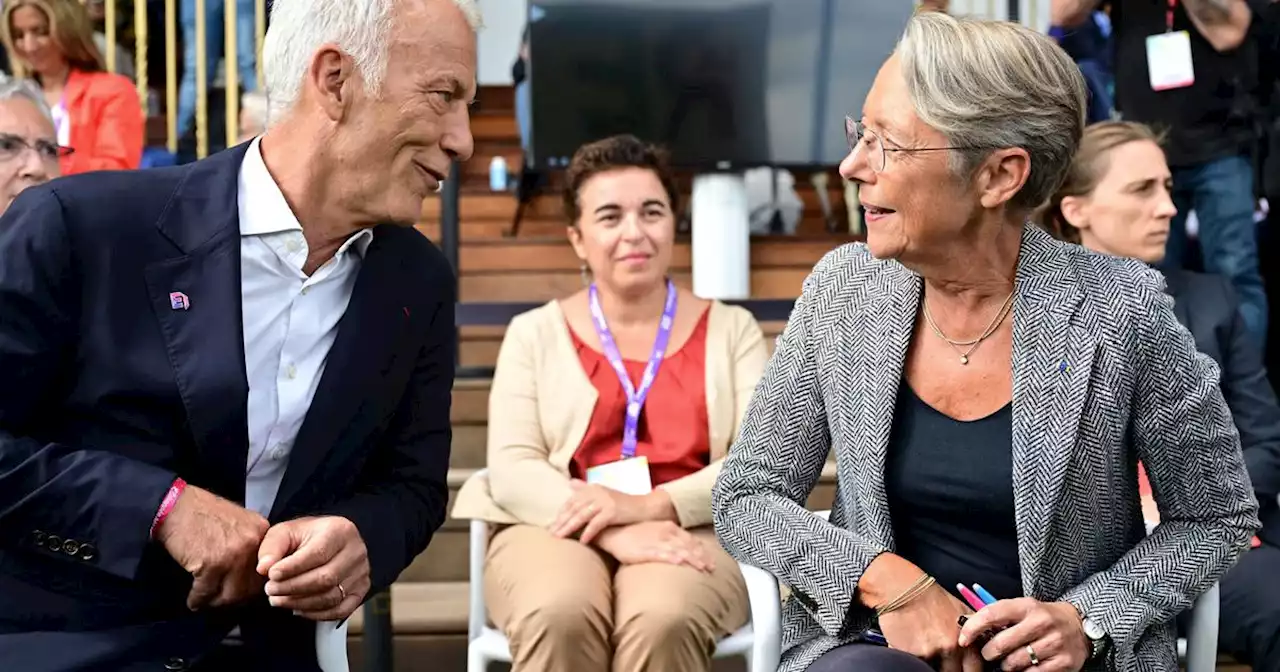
[1111,0,1262,167]
[885,383,1023,602]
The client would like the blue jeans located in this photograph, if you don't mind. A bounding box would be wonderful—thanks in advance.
[1163,154,1269,344]
[515,79,531,157]
[178,0,258,138]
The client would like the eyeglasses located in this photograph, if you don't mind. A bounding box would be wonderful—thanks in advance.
[845,116,976,173]
[0,133,73,163]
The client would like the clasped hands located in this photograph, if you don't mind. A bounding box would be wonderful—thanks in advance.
[155,485,370,621]
[546,479,714,572]
[879,586,1091,672]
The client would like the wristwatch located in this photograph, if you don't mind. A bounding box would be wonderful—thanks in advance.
[1081,617,1109,660]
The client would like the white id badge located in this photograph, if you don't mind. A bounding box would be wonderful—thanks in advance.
[586,456,653,495]
[1145,31,1195,91]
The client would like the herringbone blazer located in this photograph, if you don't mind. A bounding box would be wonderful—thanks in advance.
[712,225,1260,672]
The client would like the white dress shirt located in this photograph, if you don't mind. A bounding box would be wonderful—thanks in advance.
[237,138,372,518]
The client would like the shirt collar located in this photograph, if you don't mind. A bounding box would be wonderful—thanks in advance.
[237,137,375,258]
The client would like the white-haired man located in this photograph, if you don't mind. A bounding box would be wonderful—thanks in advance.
[0,0,477,669]
[0,76,60,214]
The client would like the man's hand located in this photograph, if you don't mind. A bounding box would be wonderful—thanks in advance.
[155,485,270,611]
[256,516,371,622]
[959,598,1090,672]
[548,480,676,544]
[594,520,715,572]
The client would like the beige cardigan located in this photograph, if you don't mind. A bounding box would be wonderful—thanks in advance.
[451,299,767,529]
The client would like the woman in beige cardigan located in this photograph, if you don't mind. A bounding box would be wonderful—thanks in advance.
[452,134,767,672]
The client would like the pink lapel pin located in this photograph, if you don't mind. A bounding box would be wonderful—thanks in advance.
[169,292,190,311]
[402,306,410,318]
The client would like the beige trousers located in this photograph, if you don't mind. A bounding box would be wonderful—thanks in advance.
[485,524,750,672]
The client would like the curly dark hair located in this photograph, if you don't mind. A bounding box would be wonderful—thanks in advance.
[562,134,680,226]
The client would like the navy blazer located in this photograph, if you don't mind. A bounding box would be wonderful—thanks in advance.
[0,144,455,671]
[1164,268,1280,542]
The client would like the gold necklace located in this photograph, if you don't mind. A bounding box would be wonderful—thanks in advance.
[922,290,1015,365]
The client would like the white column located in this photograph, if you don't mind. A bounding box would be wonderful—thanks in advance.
[690,173,751,300]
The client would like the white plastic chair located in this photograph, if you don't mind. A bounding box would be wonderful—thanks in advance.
[740,512,1220,672]
[1143,522,1220,672]
[315,621,350,672]
[464,469,768,672]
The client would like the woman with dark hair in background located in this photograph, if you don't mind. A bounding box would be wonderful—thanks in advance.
[1,0,142,174]
[453,135,765,672]
[1040,120,1280,672]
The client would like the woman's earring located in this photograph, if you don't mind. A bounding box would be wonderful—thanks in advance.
[580,262,591,287]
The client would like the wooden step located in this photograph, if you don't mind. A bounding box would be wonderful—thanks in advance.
[450,235,841,303]
[471,114,518,143]
[458,267,808,303]
[416,185,852,241]
[475,84,515,113]
[457,320,787,372]
[347,581,469,636]
[344,633,470,672]
[420,183,845,224]
[457,236,845,272]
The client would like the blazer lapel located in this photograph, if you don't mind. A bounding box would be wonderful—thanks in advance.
[842,264,919,551]
[270,231,410,517]
[1010,226,1094,596]
[144,145,253,502]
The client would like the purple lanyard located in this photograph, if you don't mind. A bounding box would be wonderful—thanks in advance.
[588,279,678,460]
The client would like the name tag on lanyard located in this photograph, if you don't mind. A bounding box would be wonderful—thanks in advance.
[582,280,678,495]
[1147,0,1194,91]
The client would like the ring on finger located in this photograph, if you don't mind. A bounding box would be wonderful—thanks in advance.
[337,583,347,601]
[1026,645,1040,667]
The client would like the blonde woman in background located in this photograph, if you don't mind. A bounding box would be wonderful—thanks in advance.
[453,134,766,672]
[1039,120,1280,672]
[1,0,142,174]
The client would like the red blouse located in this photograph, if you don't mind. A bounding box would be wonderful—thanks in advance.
[568,309,712,487]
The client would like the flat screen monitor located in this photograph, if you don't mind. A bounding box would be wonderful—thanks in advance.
[526,0,915,170]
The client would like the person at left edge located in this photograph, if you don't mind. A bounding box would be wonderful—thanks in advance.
[0,0,478,670]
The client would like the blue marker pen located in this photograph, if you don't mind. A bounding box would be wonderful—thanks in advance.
[972,584,998,606]
[862,629,888,646]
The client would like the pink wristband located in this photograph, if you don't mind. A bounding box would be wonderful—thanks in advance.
[150,478,187,539]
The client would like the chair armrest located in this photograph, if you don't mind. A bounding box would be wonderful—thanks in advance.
[316,621,350,672]
[1184,582,1219,672]
[740,562,783,672]
[467,472,492,643]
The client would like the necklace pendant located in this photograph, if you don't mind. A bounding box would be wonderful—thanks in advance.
[959,355,969,365]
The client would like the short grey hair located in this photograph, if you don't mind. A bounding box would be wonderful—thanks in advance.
[897,12,1087,210]
[0,75,54,127]
[262,0,482,126]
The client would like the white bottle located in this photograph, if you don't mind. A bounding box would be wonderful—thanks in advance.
[489,156,509,191]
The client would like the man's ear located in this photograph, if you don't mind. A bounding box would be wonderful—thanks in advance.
[308,45,355,122]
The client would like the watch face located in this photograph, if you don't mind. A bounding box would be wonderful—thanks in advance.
[1082,618,1105,640]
